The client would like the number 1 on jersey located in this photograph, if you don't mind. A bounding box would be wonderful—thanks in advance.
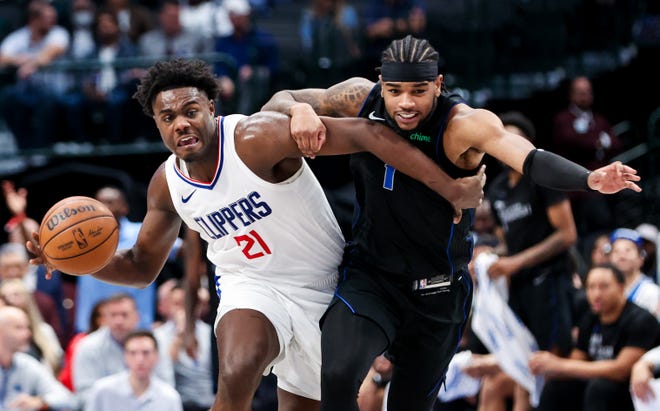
[383,164,396,191]
[234,230,272,259]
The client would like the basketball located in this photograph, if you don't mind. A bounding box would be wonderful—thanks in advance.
[39,196,119,275]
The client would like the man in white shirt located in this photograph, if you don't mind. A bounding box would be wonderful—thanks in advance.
[0,306,75,411]
[0,0,70,150]
[84,330,183,411]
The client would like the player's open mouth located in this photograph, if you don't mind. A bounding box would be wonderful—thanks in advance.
[178,136,199,146]
[396,112,418,124]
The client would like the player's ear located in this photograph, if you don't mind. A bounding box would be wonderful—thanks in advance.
[435,75,443,96]
[208,99,215,115]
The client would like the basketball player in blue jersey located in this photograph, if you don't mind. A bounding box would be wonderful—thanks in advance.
[261,35,642,411]
[26,58,485,411]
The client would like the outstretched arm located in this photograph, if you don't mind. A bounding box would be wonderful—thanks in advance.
[28,164,182,286]
[239,112,485,217]
[456,108,641,194]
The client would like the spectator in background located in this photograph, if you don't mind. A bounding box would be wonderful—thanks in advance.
[551,76,623,247]
[138,0,210,59]
[179,0,233,43]
[299,0,362,88]
[214,0,278,114]
[0,306,75,411]
[75,186,182,334]
[486,111,577,411]
[590,233,612,267]
[154,278,178,327]
[473,199,497,238]
[609,227,660,319]
[552,76,622,171]
[0,243,64,345]
[84,330,183,411]
[529,263,660,411]
[2,179,69,343]
[0,279,64,375]
[154,281,215,411]
[73,293,171,408]
[636,223,658,280]
[67,0,97,60]
[58,299,108,392]
[0,0,70,151]
[60,10,141,144]
[361,0,426,77]
[104,0,154,45]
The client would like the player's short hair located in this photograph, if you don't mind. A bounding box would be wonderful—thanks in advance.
[378,35,442,85]
[133,58,221,116]
[380,35,439,65]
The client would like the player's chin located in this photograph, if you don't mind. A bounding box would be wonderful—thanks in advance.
[175,143,202,158]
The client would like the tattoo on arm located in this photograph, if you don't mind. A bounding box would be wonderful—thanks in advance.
[323,82,372,117]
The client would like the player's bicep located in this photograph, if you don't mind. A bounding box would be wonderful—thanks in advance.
[464,109,536,173]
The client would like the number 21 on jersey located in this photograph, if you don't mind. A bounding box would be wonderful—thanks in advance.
[234,230,272,259]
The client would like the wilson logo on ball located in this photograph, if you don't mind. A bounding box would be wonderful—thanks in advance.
[39,196,119,275]
[45,204,99,231]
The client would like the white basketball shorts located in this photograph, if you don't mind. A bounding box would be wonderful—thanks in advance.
[214,273,337,400]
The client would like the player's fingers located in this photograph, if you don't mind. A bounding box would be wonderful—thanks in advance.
[623,173,641,181]
[453,208,463,224]
[621,164,637,174]
[313,130,326,153]
[627,181,642,192]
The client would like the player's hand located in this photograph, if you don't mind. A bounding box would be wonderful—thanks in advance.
[630,360,656,402]
[588,161,641,194]
[290,103,326,158]
[26,231,55,280]
[451,165,486,224]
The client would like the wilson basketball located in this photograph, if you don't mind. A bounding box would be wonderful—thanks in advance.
[39,196,119,275]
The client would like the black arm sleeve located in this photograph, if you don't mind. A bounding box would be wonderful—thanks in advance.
[522,149,591,191]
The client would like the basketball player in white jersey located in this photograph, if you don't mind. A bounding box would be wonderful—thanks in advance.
[27,58,485,411]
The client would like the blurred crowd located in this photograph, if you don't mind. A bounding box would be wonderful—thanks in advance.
[0,0,655,151]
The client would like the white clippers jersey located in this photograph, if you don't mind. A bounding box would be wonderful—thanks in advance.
[165,114,344,287]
